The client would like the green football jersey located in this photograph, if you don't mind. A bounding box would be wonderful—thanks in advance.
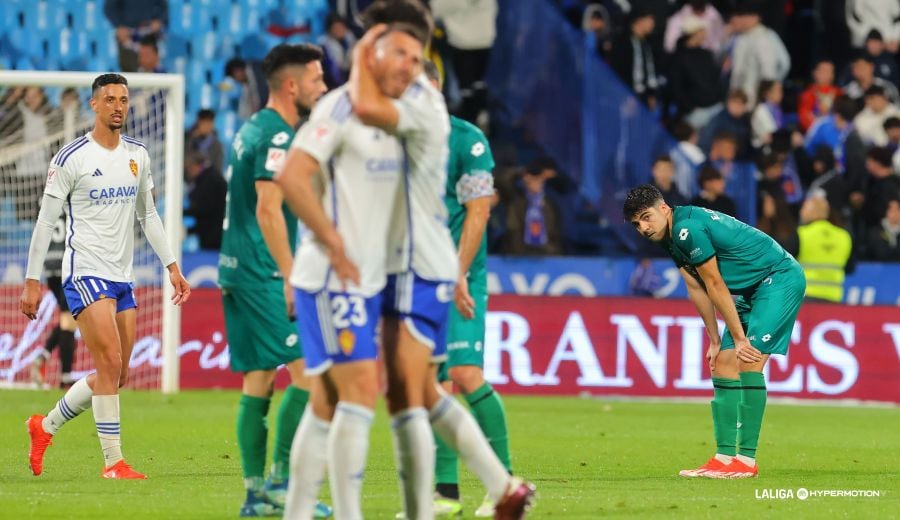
[444,116,495,277]
[218,108,297,288]
[663,205,794,292]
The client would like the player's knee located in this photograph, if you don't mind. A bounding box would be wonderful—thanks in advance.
[450,365,484,393]
[95,348,123,374]
[340,377,379,409]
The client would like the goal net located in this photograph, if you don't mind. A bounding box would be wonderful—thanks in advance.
[0,71,184,393]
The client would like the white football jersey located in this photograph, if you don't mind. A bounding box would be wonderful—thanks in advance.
[289,87,403,296]
[43,133,154,283]
[387,74,459,282]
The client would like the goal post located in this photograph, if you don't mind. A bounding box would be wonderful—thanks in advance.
[0,71,184,393]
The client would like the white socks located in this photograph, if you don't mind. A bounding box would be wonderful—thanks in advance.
[328,402,374,520]
[391,407,434,520]
[714,453,734,464]
[430,395,510,502]
[285,406,331,519]
[735,454,756,466]
[92,395,123,467]
[43,376,93,434]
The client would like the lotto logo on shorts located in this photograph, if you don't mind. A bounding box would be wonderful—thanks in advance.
[338,329,356,355]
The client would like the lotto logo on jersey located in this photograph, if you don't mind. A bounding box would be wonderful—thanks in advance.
[129,159,138,177]
[265,147,287,172]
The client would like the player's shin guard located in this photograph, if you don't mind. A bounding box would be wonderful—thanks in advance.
[430,395,509,503]
[391,407,434,520]
[272,385,310,481]
[465,383,512,472]
[285,406,330,519]
[92,395,123,467]
[328,402,373,520]
[711,377,741,457]
[43,376,93,434]
[237,395,271,489]
[737,372,767,459]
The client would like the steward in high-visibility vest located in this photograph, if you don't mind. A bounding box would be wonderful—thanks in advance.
[797,197,852,302]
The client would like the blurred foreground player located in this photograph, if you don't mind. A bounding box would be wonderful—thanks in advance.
[624,185,805,478]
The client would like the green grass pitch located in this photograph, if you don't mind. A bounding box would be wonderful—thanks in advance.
[2,390,898,519]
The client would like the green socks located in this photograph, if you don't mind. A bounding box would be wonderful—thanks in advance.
[738,371,767,458]
[710,377,741,457]
[434,431,459,485]
[271,385,310,481]
[466,383,512,472]
[237,394,270,484]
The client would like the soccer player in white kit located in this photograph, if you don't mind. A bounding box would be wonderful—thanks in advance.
[274,25,423,520]
[21,74,191,480]
[351,3,536,518]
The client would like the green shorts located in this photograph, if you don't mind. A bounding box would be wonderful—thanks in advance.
[222,285,303,372]
[438,279,488,382]
[721,260,806,356]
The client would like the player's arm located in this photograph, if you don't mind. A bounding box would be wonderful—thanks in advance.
[21,193,65,319]
[694,256,762,363]
[136,188,190,305]
[348,24,400,133]
[679,267,719,344]
[256,182,294,281]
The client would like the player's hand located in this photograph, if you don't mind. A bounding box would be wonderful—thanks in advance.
[706,341,721,371]
[734,338,763,363]
[283,280,295,320]
[20,279,42,320]
[168,267,191,305]
[323,231,360,289]
[353,23,388,66]
[454,275,475,320]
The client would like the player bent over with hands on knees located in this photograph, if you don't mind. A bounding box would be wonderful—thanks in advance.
[21,73,190,480]
[624,184,805,479]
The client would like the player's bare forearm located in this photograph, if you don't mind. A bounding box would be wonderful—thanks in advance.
[256,182,294,280]
[457,197,491,278]
[349,24,398,132]
[275,150,341,251]
[684,276,720,343]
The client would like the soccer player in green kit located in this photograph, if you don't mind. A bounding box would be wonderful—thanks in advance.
[624,184,806,479]
[424,63,513,515]
[218,44,331,517]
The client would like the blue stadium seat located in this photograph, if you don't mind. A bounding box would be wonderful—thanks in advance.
[22,1,67,30]
[161,34,190,61]
[238,32,281,61]
[69,0,103,33]
[91,32,118,64]
[215,109,239,144]
[57,28,91,62]
[191,33,217,62]
[0,0,20,29]
[170,0,212,37]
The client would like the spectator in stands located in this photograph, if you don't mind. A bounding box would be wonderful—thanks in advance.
[628,258,663,297]
[103,0,167,73]
[690,165,737,217]
[220,58,263,121]
[843,54,900,107]
[650,155,688,205]
[751,80,784,149]
[184,109,224,176]
[669,120,706,197]
[500,157,564,255]
[184,153,227,251]
[663,0,725,55]
[668,17,723,130]
[706,131,739,181]
[806,146,851,226]
[771,130,805,210]
[854,85,900,146]
[609,6,660,108]
[318,13,357,88]
[136,36,164,73]
[798,59,842,133]
[756,153,799,254]
[699,89,752,160]
[854,146,900,230]
[845,0,900,51]
[725,2,790,107]
[432,0,499,125]
[58,87,82,141]
[885,116,900,172]
[582,3,613,59]
[805,95,867,188]
[797,196,853,302]
[863,29,899,85]
[866,197,900,261]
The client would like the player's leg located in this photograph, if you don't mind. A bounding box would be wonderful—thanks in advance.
[383,315,436,520]
[269,358,310,488]
[433,365,461,513]
[57,310,77,387]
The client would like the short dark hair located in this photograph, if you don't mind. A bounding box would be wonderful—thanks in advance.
[525,156,557,176]
[757,80,778,103]
[670,119,696,141]
[712,130,738,145]
[326,13,347,30]
[623,184,664,219]
[262,43,324,86]
[91,73,127,96]
[423,61,440,85]
[197,108,216,121]
[225,58,246,77]
[864,84,886,98]
[139,35,158,52]
[360,0,433,46]
[726,89,748,104]
[867,146,894,168]
[866,29,884,42]
[757,153,780,171]
[697,165,723,187]
[812,145,836,170]
[884,116,900,131]
[852,53,874,65]
[653,154,673,166]
[832,95,858,122]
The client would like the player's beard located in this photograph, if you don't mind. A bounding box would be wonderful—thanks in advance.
[294,99,312,118]
[108,114,125,131]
